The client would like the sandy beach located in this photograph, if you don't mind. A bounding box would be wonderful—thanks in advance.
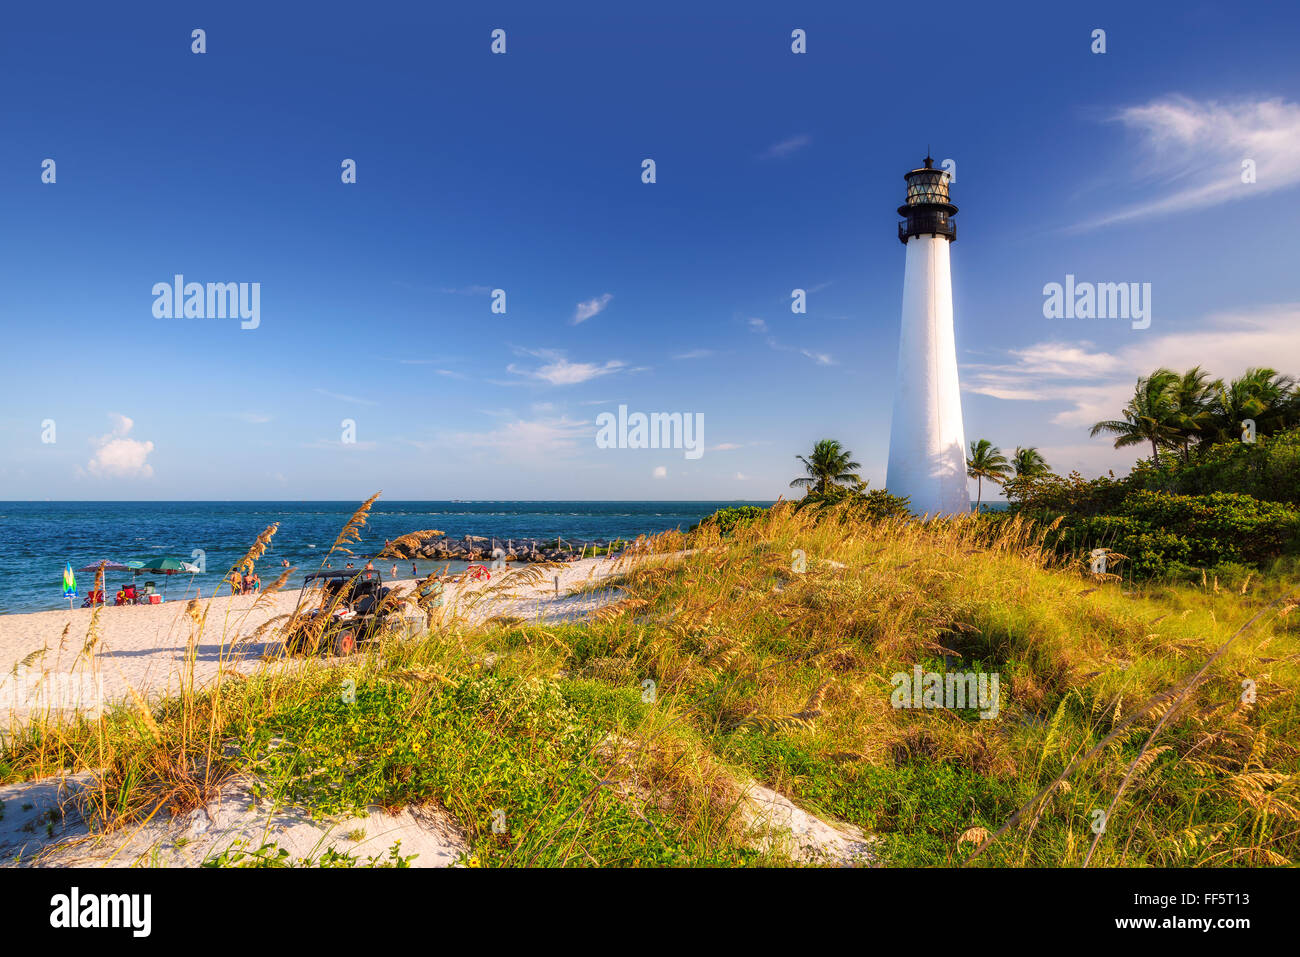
[0,554,643,725]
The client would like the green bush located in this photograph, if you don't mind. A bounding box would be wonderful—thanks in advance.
[1004,470,1132,517]
[1045,489,1300,578]
[1134,430,1300,504]
[691,505,770,535]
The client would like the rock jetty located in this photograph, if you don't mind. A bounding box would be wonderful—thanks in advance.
[377,530,629,565]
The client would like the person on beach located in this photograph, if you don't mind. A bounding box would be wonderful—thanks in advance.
[391,564,397,577]
[365,559,374,571]
[230,571,242,595]
[250,573,261,592]
[412,563,418,577]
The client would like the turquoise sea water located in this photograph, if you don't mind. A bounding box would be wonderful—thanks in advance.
[0,501,768,614]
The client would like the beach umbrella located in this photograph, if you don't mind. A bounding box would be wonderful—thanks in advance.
[127,555,190,574]
[76,560,131,573]
[127,555,190,599]
[62,562,77,609]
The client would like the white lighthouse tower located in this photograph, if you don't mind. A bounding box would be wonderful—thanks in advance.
[885,155,969,516]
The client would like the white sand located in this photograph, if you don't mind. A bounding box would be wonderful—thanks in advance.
[0,554,644,726]
[0,772,468,867]
[0,549,879,867]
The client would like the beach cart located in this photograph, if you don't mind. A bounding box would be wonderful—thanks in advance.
[282,568,399,656]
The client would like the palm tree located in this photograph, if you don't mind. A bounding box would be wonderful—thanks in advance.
[1167,366,1216,461]
[966,439,1012,508]
[1089,369,1181,464]
[1011,446,1050,479]
[1208,367,1297,443]
[789,439,862,494]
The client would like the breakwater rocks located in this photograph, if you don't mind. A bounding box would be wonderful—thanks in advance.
[378,532,629,565]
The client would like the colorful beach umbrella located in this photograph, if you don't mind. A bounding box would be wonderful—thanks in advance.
[62,562,77,599]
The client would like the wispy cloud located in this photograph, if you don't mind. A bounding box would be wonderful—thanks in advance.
[303,438,379,451]
[313,388,379,406]
[395,357,462,367]
[760,134,811,159]
[507,348,626,386]
[439,284,493,296]
[442,415,591,459]
[799,348,835,366]
[745,317,834,364]
[1080,94,1300,229]
[674,349,715,360]
[573,293,614,324]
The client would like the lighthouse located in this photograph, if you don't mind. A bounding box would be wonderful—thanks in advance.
[885,155,970,516]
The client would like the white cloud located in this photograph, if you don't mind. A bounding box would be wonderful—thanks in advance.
[87,413,155,479]
[760,134,811,159]
[674,349,714,360]
[964,303,1300,431]
[964,342,1121,401]
[747,318,768,333]
[442,415,591,459]
[507,348,626,386]
[734,472,748,480]
[799,348,835,366]
[572,293,614,324]
[1082,94,1300,228]
[653,466,667,479]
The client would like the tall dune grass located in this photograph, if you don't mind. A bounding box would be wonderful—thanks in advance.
[2,498,1297,866]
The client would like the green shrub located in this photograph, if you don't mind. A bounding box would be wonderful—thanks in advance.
[691,505,770,534]
[1045,489,1300,578]
[1134,429,1300,504]
[1004,470,1132,517]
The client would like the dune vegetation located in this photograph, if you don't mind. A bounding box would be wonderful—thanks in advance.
[3,496,1298,867]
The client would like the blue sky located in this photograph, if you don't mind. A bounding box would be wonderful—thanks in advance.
[2,0,1298,501]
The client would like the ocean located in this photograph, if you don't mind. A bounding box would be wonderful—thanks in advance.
[0,501,766,615]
